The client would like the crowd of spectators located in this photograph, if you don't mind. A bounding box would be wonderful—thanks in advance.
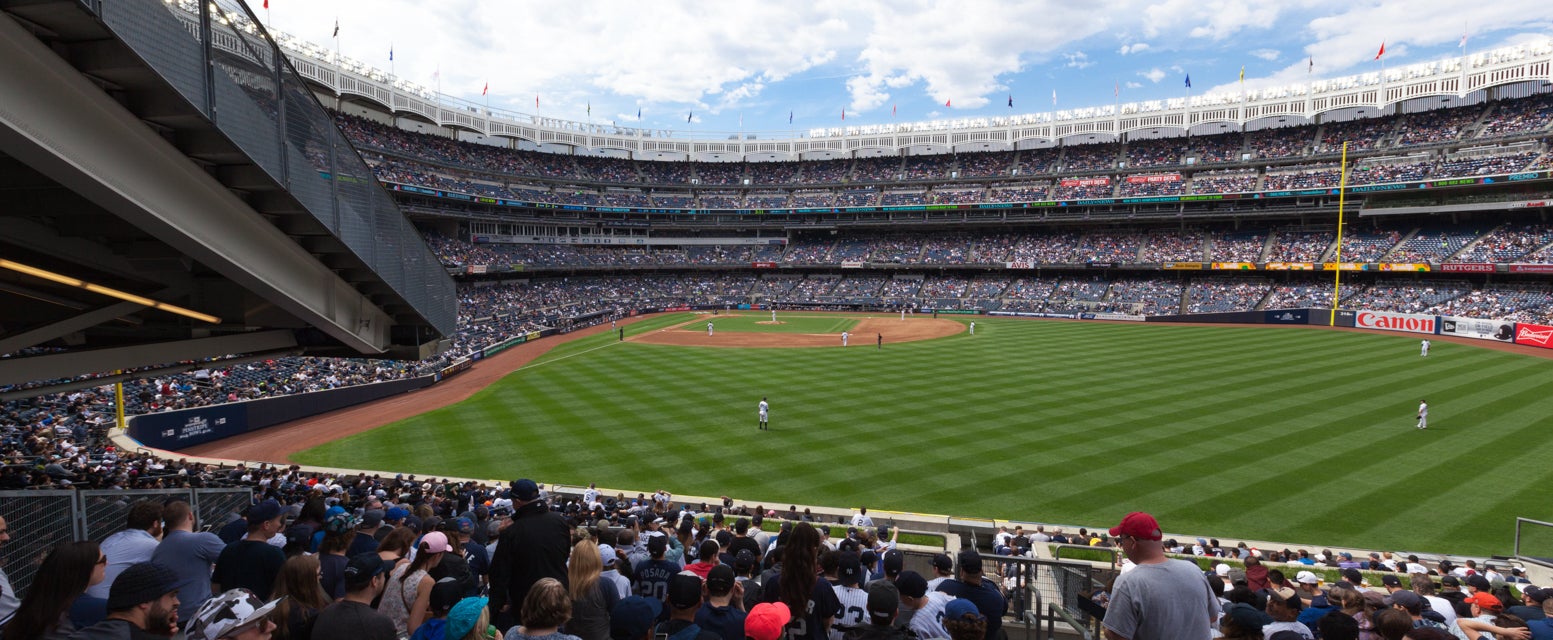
[1209,231,1269,262]
[1189,171,1259,194]
[1315,118,1395,154]
[1246,125,1314,159]
[1187,278,1270,313]
[1267,230,1336,263]
[1453,223,1553,262]
[1341,279,1473,313]
[1125,139,1188,168]
[1477,93,1553,139]
[1397,107,1479,146]
[1388,226,1490,263]
[325,96,1553,215]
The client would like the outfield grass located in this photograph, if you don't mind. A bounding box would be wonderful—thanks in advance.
[681,313,858,334]
[294,314,1553,555]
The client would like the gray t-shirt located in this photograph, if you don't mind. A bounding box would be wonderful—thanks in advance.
[150,529,228,622]
[1102,559,1219,640]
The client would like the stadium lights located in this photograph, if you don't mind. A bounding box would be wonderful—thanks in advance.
[0,259,221,324]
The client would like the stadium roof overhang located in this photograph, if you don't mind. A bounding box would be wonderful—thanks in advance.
[0,1,455,390]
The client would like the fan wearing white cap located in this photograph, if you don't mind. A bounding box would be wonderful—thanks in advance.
[184,588,282,640]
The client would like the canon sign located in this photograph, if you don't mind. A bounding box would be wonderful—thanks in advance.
[1355,311,1437,335]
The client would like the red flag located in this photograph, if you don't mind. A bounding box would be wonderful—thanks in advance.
[263,0,268,8]
[535,95,540,109]
[842,108,846,121]
[1375,41,1385,60]
[945,99,951,108]
[892,104,896,117]
[482,82,488,96]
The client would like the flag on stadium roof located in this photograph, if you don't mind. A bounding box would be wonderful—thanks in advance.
[1375,41,1385,60]
[1007,94,1013,108]
[945,99,951,107]
[637,106,642,121]
[482,82,487,96]
[891,104,896,117]
[687,111,692,123]
[1051,89,1056,105]
[586,101,591,117]
[388,45,393,62]
[263,0,268,8]
[331,19,338,38]
[1238,66,1244,83]
[841,108,845,121]
[1184,74,1191,89]
[1308,56,1313,74]
[788,110,792,124]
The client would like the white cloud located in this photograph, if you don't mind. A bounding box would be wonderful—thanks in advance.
[1142,0,1287,40]
[1125,81,1143,89]
[1117,42,1151,55]
[1064,51,1095,69]
[1139,67,1167,83]
[1250,48,1280,61]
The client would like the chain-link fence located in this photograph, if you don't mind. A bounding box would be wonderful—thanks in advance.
[0,490,80,601]
[0,488,259,601]
[195,487,254,532]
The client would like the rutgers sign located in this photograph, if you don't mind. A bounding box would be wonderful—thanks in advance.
[1514,322,1553,349]
[1354,311,1437,334]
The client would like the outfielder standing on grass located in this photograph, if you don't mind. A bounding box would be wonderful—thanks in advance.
[708,322,714,336]
[1417,399,1428,430]
[758,397,769,431]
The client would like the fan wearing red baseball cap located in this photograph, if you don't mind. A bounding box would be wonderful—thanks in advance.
[1101,512,1220,640]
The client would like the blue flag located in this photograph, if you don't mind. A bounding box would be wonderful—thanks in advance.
[687,111,692,123]
[637,107,641,120]
[788,111,793,124]
[1184,74,1191,88]
[389,45,393,62]
[1008,94,1013,108]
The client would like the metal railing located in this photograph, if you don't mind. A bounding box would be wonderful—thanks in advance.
[979,553,1105,640]
[1514,517,1553,569]
[0,487,253,599]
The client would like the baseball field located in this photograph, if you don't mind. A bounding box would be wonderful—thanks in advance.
[291,312,1553,555]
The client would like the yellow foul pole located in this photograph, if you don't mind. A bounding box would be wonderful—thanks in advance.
[1329,142,1349,326]
[115,371,126,431]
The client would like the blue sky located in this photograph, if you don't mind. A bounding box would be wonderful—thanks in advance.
[260,0,1552,134]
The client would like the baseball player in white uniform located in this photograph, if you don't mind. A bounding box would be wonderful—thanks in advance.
[842,331,849,347]
[969,321,975,335]
[758,397,769,431]
[772,309,777,322]
[707,321,714,336]
[1421,339,1430,356]
[1416,400,1428,430]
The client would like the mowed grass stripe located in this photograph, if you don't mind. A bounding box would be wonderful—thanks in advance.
[292,318,1553,554]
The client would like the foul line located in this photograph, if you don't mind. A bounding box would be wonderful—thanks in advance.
[517,339,624,372]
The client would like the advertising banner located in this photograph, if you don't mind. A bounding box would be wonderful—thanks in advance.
[1125,174,1181,184]
[1006,261,1035,269]
[1379,263,1430,272]
[1264,309,1310,324]
[841,261,866,269]
[1264,262,1315,270]
[1354,310,1437,334]
[1514,322,1553,349]
[1438,316,1514,342]
[751,262,778,268]
[1439,263,1495,273]
[1162,262,1205,270]
[1087,312,1146,322]
[1059,177,1110,187]
[467,265,488,274]
[1211,262,1255,270]
[1322,262,1364,271]
[128,403,248,450]
[1508,264,1553,274]
[987,311,1077,319]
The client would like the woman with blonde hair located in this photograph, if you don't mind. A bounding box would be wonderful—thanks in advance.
[566,540,620,640]
[507,577,581,640]
[271,553,331,640]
